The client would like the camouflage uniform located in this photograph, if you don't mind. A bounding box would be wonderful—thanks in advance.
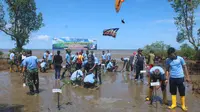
[26,69,39,93]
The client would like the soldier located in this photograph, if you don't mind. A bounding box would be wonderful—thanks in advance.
[23,50,39,95]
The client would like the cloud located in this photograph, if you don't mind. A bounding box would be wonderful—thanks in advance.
[33,35,50,41]
[155,19,174,24]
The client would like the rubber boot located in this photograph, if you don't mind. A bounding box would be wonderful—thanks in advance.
[162,89,168,105]
[27,85,35,95]
[181,96,188,111]
[168,95,177,109]
[146,89,153,101]
[10,67,12,72]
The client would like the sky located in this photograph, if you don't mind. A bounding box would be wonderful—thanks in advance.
[0,0,200,49]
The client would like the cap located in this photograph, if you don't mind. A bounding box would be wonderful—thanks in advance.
[138,48,143,51]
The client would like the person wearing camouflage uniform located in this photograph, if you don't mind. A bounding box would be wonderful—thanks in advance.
[61,49,72,79]
[23,50,39,95]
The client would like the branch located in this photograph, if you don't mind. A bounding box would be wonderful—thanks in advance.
[0,28,14,37]
[182,0,197,48]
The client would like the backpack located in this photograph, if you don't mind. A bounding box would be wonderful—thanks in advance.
[88,54,94,64]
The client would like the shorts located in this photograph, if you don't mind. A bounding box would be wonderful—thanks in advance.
[169,78,185,96]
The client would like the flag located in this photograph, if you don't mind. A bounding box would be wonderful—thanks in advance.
[103,28,119,38]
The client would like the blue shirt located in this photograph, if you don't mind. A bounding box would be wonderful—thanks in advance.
[150,66,165,76]
[95,57,100,65]
[66,53,70,64]
[107,62,113,69]
[48,53,53,60]
[84,73,95,83]
[20,59,26,67]
[70,70,84,81]
[10,53,14,60]
[107,53,111,61]
[166,56,186,78]
[43,53,47,59]
[82,53,87,61]
[102,54,107,60]
[72,55,77,63]
[24,56,38,70]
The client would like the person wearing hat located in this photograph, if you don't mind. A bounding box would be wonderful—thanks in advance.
[165,47,190,111]
[145,65,168,105]
[132,48,146,81]
[23,50,39,95]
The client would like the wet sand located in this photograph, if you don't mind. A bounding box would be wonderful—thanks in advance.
[1,49,200,112]
[0,69,200,112]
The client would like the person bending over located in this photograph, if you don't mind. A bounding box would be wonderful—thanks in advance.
[145,66,168,105]
[83,73,97,88]
[120,57,130,72]
[70,69,84,86]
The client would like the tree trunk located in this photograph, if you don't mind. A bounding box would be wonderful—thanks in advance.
[195,47,199,61]
[16,39,23,52]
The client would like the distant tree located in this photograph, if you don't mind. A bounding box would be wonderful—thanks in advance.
[0,0,44,52]
[168,0,200,57]
[0,50,3,56]
[178,43,196,59]
[143,41,171,58]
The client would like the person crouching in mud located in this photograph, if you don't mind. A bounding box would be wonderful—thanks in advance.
[145,65,168,105]
[40,59,47,73]
[83,72,97,88]
[23,50,39,95]
[70,69,84,86]
[166,47,190,111]
[106,59,118,72]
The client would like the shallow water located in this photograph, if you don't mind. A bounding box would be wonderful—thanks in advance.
[0,69,200,112]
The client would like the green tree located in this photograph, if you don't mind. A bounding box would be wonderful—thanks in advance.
[143,41,171,58]
[0,0,44,52]
[168,0,200,56]
[178,43,196,59]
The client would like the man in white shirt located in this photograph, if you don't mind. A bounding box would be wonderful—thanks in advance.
[83,73,96,88]
[70,69,84,86]
[9,51,15,72]
[120,57,130,72]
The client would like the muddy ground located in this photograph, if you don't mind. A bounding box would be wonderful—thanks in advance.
[0,69,200,112]
[1,50,200,112]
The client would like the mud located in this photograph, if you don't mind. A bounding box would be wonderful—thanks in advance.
[0,70,200,112]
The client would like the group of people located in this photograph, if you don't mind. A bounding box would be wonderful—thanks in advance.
[8,47,191,111]
[145,47,190,111]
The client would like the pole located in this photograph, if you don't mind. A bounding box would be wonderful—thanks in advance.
[58,93,60,110]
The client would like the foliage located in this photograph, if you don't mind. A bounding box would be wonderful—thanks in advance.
[177,43,196,59]
[0,0,44,52]
[0,51,3,56]
[168,0,200,52]
[143,41,171,59]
